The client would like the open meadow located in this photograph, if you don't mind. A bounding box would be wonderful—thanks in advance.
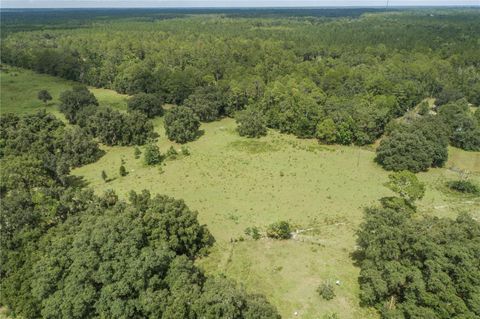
[2,67,479,319]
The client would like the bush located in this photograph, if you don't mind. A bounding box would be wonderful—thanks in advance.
[266,221,291,239]
[144,143,162,165]
[447,180,479,194]
[127,93,163,118]
[164,106,200,143]
[244,227,261,240]
[317,282,336,300]
[119,165,127,176]
[181,145,190,156]
[37,89,52,105]
[59,85,98,124]
[236,107,267,138]
[166,146,178,159]
[134,146,141,159]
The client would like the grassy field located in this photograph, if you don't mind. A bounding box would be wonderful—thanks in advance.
[2,67,480,319]
[0,66,128,115]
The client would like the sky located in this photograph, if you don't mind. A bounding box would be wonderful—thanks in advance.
[2,0,479,8]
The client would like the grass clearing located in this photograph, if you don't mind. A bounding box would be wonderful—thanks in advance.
[3,68,479,319]
[0,66,128,115]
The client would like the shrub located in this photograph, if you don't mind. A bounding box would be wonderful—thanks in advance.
[119,165,127,177]
[447,180,479,194]
[236,107,267,138]
[164,106,200,143]
[266,221,291,239]
[127,93,163,118]
[181,146,190,156]
[101,170,107,182]
[317,282,335,300]
[144,143,162,166]
[134,146,141,159]
[37,89,52,105]
[244,227,261,240]
[166,146,178,159]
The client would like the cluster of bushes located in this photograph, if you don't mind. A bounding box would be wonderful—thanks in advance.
[356,172,480,318]
[447,180,479,195]
[0,110,102,187]
[59,86,156,146]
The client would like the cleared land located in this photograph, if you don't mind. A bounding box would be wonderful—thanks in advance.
[2,68,479,319]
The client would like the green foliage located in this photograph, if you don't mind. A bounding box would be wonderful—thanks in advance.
[134,146,142,159]
[144,143,162,166]
[316,118,337,144]
[119,164,127,176]
[447,180,480,194]
[101,170,107,182]
[85,107,156,146]
[127,93,164,118]
[266,221,291,239]
[164,106,201,144]
[236,106,267,138]
[244,226,261,240]
[59,85,98,124]
[166,146,178,159]
[357,187,480,318]
[439,99,480,151]
[183,86,225,122]
[375,130,433,173]
[385,171,425,204]
[181,145,191,156]
[37,89,52,104]
[317,282,336,301]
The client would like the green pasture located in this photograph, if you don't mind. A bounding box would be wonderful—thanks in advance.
[2,67,479,319]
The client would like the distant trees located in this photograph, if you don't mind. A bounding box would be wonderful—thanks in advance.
[236,107,267,138]
[37,89,52,105]
[127,93,164,118]
[59,85,98,124]
[164,106,200,143]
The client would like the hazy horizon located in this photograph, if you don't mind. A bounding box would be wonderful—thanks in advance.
[2,0,479,9]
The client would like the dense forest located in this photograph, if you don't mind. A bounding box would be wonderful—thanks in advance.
[1,7,480,319]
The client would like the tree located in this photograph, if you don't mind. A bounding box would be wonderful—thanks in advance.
[119,165,127,176]
[144,143,162,165]
[316,118,336,144]
[59,85,98,124]
[375,130,433,172]
[127,93,164,118]
[164,106,200,144]
[385,171,425,205]
[236,107,267,138]
[317,282,335,300]
[37,90,52,105]
[266,221,291,239]
[134,146,142,159]
[183,86,224,122]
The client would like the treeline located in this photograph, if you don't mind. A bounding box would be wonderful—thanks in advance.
[0,111,280,318]
[1,11,479,164]
[1,9,480,164]
[356,171,480,318]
